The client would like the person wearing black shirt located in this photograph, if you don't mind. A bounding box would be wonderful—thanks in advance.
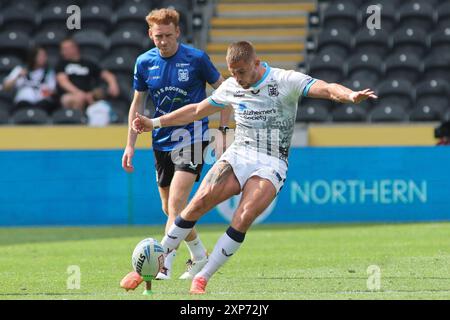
[55,38,120,111]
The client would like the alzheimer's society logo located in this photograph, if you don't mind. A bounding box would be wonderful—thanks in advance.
[217,195,277,224]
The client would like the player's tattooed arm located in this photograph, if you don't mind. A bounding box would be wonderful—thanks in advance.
[204,161,234,186]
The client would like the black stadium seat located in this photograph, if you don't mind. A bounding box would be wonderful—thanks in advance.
[409,105,443,122]
[0,107,9,125]
[101,53,136,102]
[397,1,435,31]
[429,28,450,59]
[114,3,151,35]
[316,28,352,58]
[308,53,344,83]
[342,78,377,92]
[0,31,30,61]
[359,1,397,33]
[109,99,129,124]
[369,104,407,123]
[0,89,15,109]
[101,53,135,74]
[300,97,334,111]
[109,30,152,57]
[322,1,358,32]
[38,4,72,33]
[361,0,401,8]
[383,53,422,83]
[391,27,429,57]
[11,108,50,125]
[437,2,450,29]
[296,105,329,123]
[0,55,22,81]
[332,104,367,122]
[376,79,414,110]
[416,79,450,115]
[72,30,109,63]
[0,5,36,34]
[353,28,390,58]
[346,53,383,84]
[423,54,450,83]
[52,108,85,125]
[87,0,120,9]
[1,0,40,11]
[80,4,113,34]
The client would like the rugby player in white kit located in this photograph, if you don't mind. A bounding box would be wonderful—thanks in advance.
[132,41,377,294]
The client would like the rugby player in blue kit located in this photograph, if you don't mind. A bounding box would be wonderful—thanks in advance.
[120,8,231,291]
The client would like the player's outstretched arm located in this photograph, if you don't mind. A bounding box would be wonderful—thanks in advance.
[132,98,221,134]
[307,79,377,104]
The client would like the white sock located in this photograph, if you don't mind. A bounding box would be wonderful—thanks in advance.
[161,216,196,254]
[196,227,245,281]
[185,235,207,261]
[163,249,176,273]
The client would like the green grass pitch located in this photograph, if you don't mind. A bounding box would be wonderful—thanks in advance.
[1,223,450,300]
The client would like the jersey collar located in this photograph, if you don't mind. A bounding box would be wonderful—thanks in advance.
[250,62,271,90]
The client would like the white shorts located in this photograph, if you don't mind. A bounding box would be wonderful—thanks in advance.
[219,144,288,193]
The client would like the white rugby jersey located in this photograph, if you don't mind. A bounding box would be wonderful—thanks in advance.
[208,63,316,161]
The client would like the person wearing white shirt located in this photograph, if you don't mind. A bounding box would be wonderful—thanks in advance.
[2,47,57,114]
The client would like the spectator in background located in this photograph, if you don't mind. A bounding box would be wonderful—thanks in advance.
[55,38,120,111]
[2,46,57,114]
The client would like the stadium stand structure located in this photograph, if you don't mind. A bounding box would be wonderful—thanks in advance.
[0,0,195,125]
[296,0,450,123]
[1,0,449,125]
[206,0,316,77]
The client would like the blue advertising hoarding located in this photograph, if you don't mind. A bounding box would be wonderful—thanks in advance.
[0,147,449,226]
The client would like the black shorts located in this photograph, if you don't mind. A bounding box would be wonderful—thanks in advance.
[153,141,209,188]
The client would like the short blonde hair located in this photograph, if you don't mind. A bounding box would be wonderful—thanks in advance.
[226,41,256,64]
[146,8,180,28]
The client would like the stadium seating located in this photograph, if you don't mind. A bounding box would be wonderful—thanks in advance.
[369,104,407,123]
[437,2,450,29]
[11,107,50,125]
[346,53,383,84]
[409,105,443,122]
[429,28,450,58]
[308,53,344,83]
[0,0,448,124]
[52,108,85,125]
[331,104,367,122]
[296,104,329,123]
[0,5,36,35]
[359,1,396,32]
[415,79,450,116]
[316,28,352,58]
[0,31,30,61]
[322,1,358,32]
[0,0,202,124]
[353,28,390,58]
[72,30,109,63]
[391,27,428,57]
[298,0,450,123]
[0,107,9,124]
[376,79,414,111]
[80,4,114,34]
